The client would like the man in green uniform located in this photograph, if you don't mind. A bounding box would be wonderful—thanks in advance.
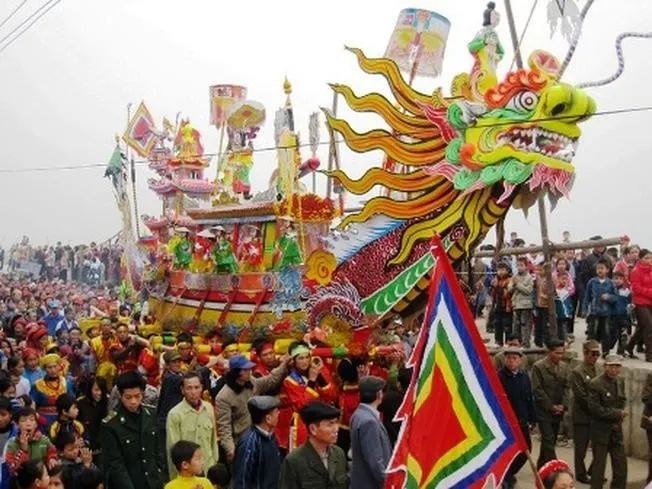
[279,401,349,489]
[101,371,164,489]
[587,354,627,489]
[530,339,572,468]
[571,339,601,484]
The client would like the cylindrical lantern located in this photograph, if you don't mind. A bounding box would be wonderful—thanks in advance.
[209,84,247,128]
[384,9,451,78]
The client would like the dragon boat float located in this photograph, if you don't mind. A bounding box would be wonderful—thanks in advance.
[111,4,595,355]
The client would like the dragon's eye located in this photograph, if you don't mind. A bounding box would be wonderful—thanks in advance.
[507,91,539,112]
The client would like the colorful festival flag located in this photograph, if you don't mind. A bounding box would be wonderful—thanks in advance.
[384,237,527,489]
[123,101,157,158]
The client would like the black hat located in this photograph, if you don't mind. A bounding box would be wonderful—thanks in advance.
[359,375,386,398]
[299,401,340,426]
[247,396,279,415]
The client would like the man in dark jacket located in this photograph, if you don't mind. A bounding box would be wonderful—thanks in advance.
[498,347,536,489]
[155,350,184,474]
[279,402,348,489]
[571,340,601,484]
[101,371,164,489]
[234,396,281,489]
[350,376,392,489]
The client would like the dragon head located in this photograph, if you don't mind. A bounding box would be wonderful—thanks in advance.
[439,51,596,208]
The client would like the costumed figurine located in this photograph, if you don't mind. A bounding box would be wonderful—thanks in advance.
[238,225,263,272]
[275,219,303,269]
[169,227,192,270]
[227,130,254,199]
[176,119,204,159]
[191,229,216,273]
[211,226,238,274]
[468,2,504,96]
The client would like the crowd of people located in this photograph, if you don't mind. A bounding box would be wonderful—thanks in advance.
[474,233,652,362]
[3,238,122,286]
[0,230,650,489]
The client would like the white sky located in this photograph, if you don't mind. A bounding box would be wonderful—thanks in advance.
[0,0,651,249]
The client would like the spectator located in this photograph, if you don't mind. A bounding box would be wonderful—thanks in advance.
[490,262,512,347]
[215,354,287,465]
[233,396,281,489]
[509,257,534,347]
[582,258,615,356]
[54,431,95,488]
[278,402,348,489]
[166,372,218,479]
[100,371,163,489]
[531,340,571,468]
[627,249,652,362]
[12,460,49,489]
[76,378,108,459]
[48,395,84,443]
[165,440,212,489]
[350,376,392,489]
[534,264,550,348]
[498,347,536,489]
[610,271,632,355]
[4,408,57,477]
[206,464,230,489]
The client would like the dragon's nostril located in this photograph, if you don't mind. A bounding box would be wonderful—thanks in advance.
[551,103,567,116]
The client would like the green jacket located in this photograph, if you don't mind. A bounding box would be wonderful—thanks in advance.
[587,373,626,445]
[166,399,219,479]
[530,357,571,421]
[571,362,599,425]
[279,441,349,489]
[101,405,164,489]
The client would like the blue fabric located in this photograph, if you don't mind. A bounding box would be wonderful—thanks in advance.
[234,426,281,489]
[44,312,64,336]
[612,286,632,316]
[0,424,18,489]
[582,277,616,317]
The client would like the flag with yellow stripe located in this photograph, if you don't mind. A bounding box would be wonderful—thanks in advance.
[384,237,527,489]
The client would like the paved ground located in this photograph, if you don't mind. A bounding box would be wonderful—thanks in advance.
[515,439,649,488]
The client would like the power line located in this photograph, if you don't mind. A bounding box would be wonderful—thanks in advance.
[0,0,61,55]
[0,0,28,30]
[0,104,650,174]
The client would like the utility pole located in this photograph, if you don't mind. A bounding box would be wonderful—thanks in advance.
[503,0,558,337]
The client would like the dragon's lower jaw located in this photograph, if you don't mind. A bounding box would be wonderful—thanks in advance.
[510,165,575,210]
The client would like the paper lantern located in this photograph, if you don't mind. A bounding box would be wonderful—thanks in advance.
[209,84,247,128]
[384,8,451,78]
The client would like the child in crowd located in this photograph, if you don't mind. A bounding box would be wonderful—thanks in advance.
[0,397,17,489]
[165,440,212,489]
[4,408,57,477]
[583,258,616,356]
[610,270,632,355]
[508,257,534,347]
[7,357,31,398]
[490,262,513,346]
[554,271,574,342]
[206,464,231,489]
[54,431,95,487]
[48,395,84,443]
[534,264,550,347]
[48,465,65,489]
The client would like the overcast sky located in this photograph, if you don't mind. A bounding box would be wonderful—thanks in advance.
[0,0,650,250]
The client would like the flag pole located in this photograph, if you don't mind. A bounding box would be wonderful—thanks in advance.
[525,450,544,489]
